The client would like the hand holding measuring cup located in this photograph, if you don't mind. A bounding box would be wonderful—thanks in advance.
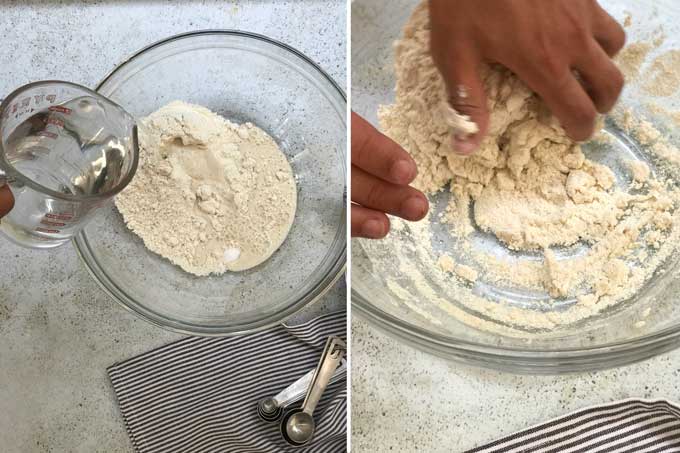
[0,184,13,218]
[0,81,138,249]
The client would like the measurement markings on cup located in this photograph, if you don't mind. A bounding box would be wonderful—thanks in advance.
[46,117,64,127]
[35,227,61,234]
[48,105,72,115]
[35,212,75,233]
[45,213,73,221]
[40,219,66,227]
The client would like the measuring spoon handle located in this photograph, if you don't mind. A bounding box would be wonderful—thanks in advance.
[301,336,346,416]
[275,369,316,406]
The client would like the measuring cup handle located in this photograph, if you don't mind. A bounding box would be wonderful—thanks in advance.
[0,99,6,186]
[0,97,17,218]
[0,120,15,217]
[0,172,15,219]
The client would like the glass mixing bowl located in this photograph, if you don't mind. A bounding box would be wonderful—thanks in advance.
[74,31,346,336]
[352,0,680,373]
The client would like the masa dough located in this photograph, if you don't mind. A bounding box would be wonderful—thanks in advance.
[380,3,672,256]
[361,2,680,331]
[116,101,297,276]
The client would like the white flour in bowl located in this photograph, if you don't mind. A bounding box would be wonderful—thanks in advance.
[116,101,297,276]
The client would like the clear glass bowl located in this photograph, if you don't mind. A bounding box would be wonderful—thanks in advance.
[352,0,680,373]
[74,31,346,336]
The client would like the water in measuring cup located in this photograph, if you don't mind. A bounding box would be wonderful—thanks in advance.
[1,96,134,248]
[6,96,132,194]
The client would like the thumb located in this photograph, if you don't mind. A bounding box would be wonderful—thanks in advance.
[0,184,14,218]
[439,51,489,155]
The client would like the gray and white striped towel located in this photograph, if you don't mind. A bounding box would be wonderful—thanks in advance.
[108,311,347,453]
[468,399,680,453]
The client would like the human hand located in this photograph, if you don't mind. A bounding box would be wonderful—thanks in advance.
[351,112,429,239]
[0,185,13,219]
[429,0,626,153]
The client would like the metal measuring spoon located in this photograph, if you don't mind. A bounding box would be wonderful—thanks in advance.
[258,361,347,423]
[280,336,346,447]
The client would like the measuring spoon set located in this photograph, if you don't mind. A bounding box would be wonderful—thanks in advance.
[257,336,347,447]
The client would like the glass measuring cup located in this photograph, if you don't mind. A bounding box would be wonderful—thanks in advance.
[0,81,138,249]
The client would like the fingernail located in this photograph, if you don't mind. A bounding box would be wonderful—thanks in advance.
[390,160,416,184]
[401,196,428,220]
[457,84,470,100]
[362,220,386,238]
[453,135,477,155]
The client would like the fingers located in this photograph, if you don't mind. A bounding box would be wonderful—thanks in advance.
[0,185,14,218]
[350,111,428,239]
[513,60,598,141]
[436,49,490,155]
[351,112,417,185]
[352,166,429,221]
[574,40,625,113]
[351,204,390,239]
[592,4,626,57]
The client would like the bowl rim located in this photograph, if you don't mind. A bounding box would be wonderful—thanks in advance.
[97,29,347,105]
[352,288,680,372]
[74,29,347,336]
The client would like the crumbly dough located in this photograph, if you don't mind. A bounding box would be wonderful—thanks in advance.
[627,159,651,182]
[116,101,296,275]
[437,254,478,282]
[643,50,680,97]
[616,42,653,80]
[440,102,478,137]
[361,2,680,332]
[379,4,672,256]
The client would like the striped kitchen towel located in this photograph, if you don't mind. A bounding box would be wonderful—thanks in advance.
[468,399,680,453]
[108,311,347,453]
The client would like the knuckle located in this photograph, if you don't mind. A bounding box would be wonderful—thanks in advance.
[595,67,624,112]
[582,0,596,11]
[364,180,386,209]
[537,53,565,82]
[567,28,590,50]
[532,34,568,82]
[551,70,575,95]
[564,8,593,49]
[352,125,375,167]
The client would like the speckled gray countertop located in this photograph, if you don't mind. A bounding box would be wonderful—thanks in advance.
[352,318,680,452]
[0,2,346,452]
